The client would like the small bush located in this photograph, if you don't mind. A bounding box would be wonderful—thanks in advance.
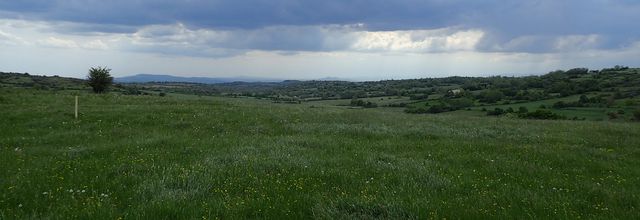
[552,101,566,109]
[388,103,407,107]
[487,108,505,116]
[625,100,636,106]
[518,109,566,120]
[363,102,377,108]
[87,66,113,93]
[518,106,529,113]
[350,99,377,108]
[427,105,447,113]
[404,107,428,114]
[123,88,142,95]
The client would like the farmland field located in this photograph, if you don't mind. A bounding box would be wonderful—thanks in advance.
[1,88,639,219]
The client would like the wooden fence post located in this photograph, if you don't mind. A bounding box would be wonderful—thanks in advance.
[75,96,78,119]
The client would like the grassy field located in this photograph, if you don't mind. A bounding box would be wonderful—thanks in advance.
[1,88,640,219]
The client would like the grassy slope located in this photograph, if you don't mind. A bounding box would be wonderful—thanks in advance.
[1,88,640,219]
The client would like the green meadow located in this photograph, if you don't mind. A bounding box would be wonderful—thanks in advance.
[1,88,639,219]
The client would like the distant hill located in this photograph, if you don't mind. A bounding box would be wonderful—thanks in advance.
[115,74,282,84]
[0,72,87,90]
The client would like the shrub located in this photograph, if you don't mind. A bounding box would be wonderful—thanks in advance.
[409,94,430,100]
[427,105,446,113]
[518,106,529,113]
[350,99,377,108]
[404,107,428,114]
[552,101,566,109]
[87,67,113,93]
[477,89,504,103]
[579,95,590,104]
[487,108,505,116]
[123,88,142,95]
[518,109,566,120]
[634,109,640,121]
[447,98,474,109]
[388,103,407,107]
[553,101,585,109]
[566,68,589,75]
[363,101,377,108]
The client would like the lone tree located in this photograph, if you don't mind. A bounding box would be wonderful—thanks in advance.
[87,66,113,93]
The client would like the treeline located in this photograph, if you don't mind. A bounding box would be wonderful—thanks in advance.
[112,66,639,106]
[217,66,638,102]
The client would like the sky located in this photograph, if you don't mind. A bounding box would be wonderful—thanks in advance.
[1,0,639,80]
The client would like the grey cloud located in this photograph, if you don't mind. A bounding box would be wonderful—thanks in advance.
[128,24,361,53]
[2,0,639,54]
[0,0,458,30]
[469,1,640,52]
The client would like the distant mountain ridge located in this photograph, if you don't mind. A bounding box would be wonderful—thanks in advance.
[115,74,283,84]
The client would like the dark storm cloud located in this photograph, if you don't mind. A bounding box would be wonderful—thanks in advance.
[1,0,639,53]
[0,0,461,30]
